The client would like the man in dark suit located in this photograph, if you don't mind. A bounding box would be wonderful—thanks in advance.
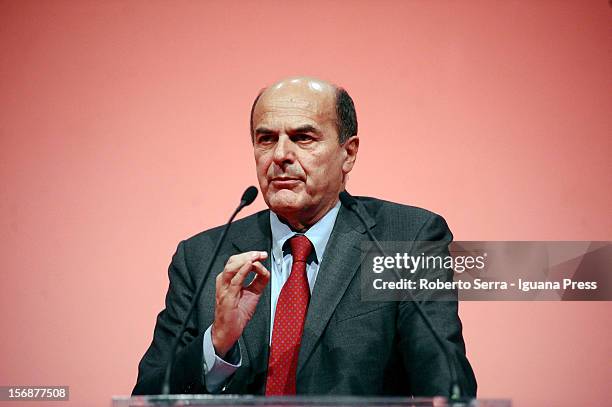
[133,77,477,397]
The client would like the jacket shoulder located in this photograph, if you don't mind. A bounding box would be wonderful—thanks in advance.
[354,195,451,241]
[179,208,270,266]
[355,195,443,222]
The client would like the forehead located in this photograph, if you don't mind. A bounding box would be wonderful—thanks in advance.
[253,85,336,129]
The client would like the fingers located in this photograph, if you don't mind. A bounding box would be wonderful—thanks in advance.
[245,261,271,295]
[228,260,270,295]
[212,252,271,356]
[217,251,269,293]
[228,260,254,295]
[218,251,267,284]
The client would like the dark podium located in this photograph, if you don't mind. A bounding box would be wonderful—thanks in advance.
[112,395,510,407]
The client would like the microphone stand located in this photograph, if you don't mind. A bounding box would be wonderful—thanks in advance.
[161,186,258,395]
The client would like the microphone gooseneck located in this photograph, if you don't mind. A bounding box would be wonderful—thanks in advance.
[161,186,258,395]
[339,191,462,401]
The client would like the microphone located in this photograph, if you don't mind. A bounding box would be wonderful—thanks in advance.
[161,186,259,395]
[240,185,258,207]
[339,190,463,401]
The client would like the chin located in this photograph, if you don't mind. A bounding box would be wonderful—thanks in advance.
[266,191,304,214]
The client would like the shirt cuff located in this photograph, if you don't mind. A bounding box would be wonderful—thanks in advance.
[202,324,242,393]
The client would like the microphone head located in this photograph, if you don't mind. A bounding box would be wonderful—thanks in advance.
[241,186,259,206]
[339,190,357,208]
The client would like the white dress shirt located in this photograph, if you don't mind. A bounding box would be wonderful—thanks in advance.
[201,201,341,392]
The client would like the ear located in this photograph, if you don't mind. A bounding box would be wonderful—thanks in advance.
[341,136,359,174]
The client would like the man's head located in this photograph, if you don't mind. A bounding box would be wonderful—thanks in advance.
[250,77,359,231]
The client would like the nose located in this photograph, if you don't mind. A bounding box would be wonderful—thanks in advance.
[272,134,295,167]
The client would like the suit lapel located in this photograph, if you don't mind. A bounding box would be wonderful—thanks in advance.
[297,201,376,375]
[223,201,377,382]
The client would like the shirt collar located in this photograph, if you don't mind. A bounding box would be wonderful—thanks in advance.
[269,200,341,264]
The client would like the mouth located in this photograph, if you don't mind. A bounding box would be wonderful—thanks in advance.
[270,177,303,188]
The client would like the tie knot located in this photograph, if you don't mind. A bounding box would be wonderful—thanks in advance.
[289,235,313,263]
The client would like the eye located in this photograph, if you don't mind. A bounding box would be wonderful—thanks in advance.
[292,133,314,143]
[256,134,275,144]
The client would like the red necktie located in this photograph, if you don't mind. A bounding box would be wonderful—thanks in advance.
[265,235,313,395]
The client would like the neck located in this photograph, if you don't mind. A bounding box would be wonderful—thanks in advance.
[275,198,339,232]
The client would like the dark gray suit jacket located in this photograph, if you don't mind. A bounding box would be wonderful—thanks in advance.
[132,196,477,396]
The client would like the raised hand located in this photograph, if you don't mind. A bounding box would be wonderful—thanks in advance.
[211,251,270,357]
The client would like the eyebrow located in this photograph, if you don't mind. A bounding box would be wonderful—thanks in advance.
[254,125,321,135]
[290,125,320,135]
[254,127,276,135]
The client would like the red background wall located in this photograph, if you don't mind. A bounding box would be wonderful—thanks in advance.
[1,1,610,406]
